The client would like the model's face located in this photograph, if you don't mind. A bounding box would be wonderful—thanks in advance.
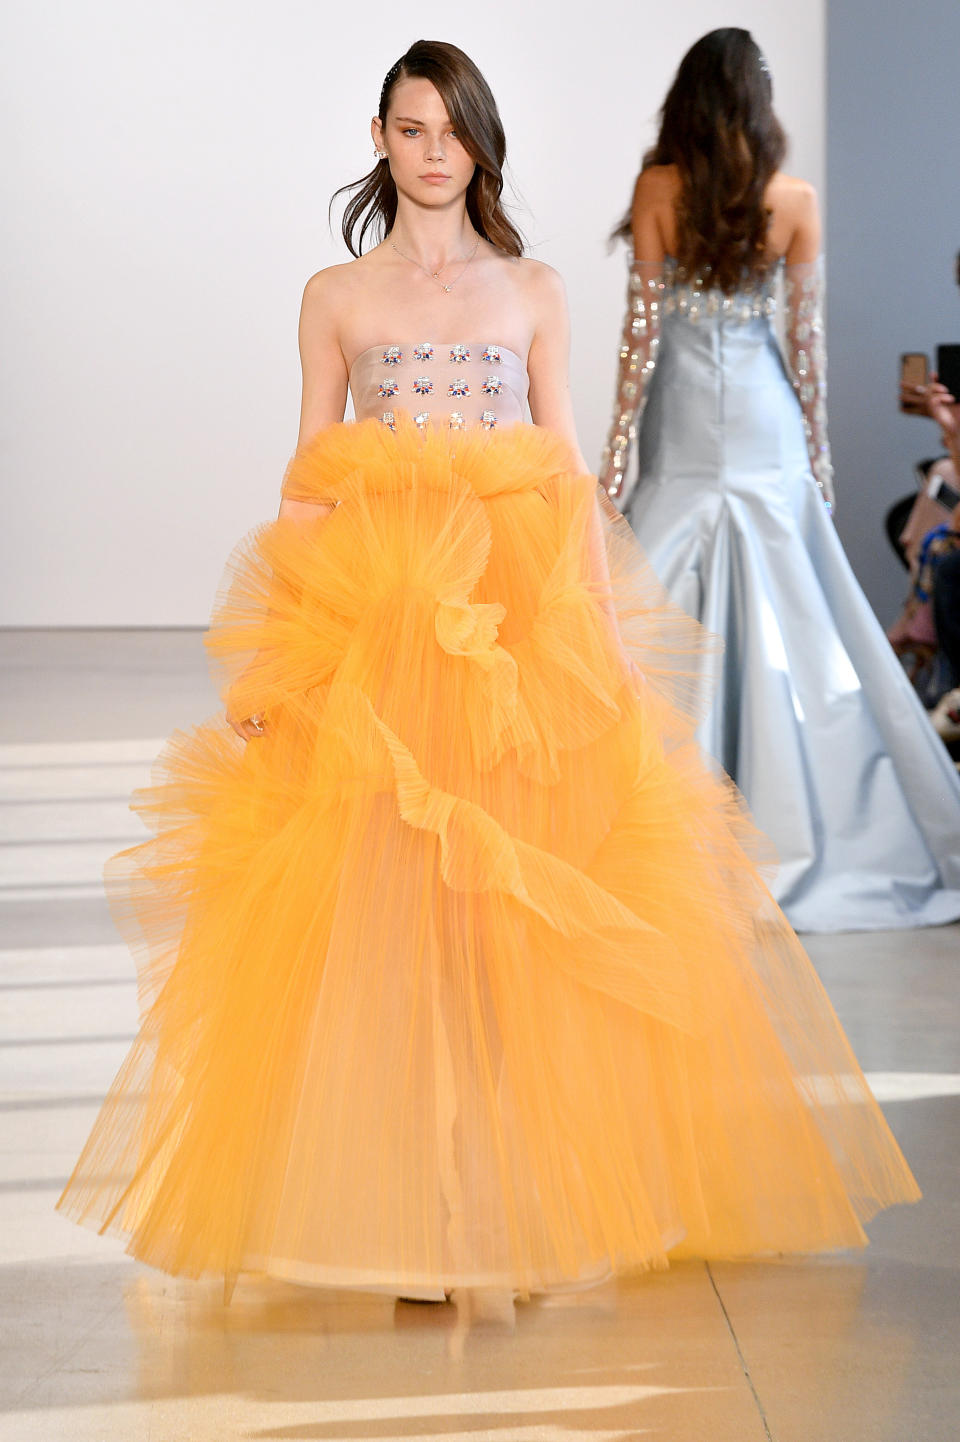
[372,77,475,207]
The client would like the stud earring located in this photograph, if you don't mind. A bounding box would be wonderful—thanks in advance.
[374,148,387,161]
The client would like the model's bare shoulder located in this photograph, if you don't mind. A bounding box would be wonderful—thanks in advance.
[299,258,379,358]
[512,256,567,304]
[513,259,568,338]
[298,264,365,378]
[633,163,681,207]
[629,166,678,257]
[767,173,820,263]
[301,260,364,316]
[767,172,818,215]
[778,171,817,199]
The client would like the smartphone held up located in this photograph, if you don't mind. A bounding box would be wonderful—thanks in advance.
[900,345,960,415]
[900,352,929,414]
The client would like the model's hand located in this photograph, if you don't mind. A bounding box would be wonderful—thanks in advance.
[227,711,266,741]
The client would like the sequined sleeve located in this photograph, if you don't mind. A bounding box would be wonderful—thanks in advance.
[784,257,835,512]
[600,261,663,501]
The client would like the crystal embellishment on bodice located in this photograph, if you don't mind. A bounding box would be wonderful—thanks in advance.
[660,257,779,324]
[350,342,529,430]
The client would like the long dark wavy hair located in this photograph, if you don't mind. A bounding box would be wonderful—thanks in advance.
[331,40,523,258]
[614,28,786,291]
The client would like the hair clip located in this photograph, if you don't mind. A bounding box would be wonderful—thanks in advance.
[379,60,403,115]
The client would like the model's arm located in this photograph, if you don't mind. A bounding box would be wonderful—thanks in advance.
[277,269,350,524]
[526,261,590,472]
[526,262,631,664]
[227,272,350,739]
[782,185,835,512]
[599,171,666,501]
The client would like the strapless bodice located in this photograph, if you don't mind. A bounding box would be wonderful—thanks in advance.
[349,342,529,430]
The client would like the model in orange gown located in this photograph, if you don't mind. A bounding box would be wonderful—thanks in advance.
[57,42,919,1297]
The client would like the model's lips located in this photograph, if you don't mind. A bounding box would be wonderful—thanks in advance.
[420,173,450,183]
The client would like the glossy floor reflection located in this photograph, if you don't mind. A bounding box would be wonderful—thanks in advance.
[1,630,959,1441]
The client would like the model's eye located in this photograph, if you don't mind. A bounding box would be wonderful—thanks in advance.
[402,128,420,138]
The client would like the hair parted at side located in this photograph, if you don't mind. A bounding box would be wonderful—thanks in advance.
[331,39,524,258]
[613,28,787,292]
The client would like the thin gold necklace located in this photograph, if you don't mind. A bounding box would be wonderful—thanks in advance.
[389,233,481,294]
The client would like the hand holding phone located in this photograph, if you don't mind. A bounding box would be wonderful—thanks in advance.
[936,344,960,402]
[900,352,929,414]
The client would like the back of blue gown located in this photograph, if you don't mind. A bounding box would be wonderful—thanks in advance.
[617,259,960,932]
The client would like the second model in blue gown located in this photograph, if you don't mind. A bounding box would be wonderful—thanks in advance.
[602,257,960,933]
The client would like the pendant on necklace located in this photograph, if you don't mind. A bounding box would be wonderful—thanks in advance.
[442,284,451,293]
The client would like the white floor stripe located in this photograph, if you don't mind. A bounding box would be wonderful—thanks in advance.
[1,800,141,842]
[1,1383,695,1430]
[0,763,154,802]
[0,738,167,767]
[0,840,130,887]
[0,883,109,901]
[864,1071,960,1102]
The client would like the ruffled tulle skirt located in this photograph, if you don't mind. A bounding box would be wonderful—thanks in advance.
[57,417,919,1291]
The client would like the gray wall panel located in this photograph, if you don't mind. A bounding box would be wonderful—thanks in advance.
[827,0,960,624]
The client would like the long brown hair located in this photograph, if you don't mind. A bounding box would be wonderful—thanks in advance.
[331,40,523,258]
[614,28,786,292]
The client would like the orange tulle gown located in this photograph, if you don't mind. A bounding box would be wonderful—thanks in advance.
[57,413,919,1293]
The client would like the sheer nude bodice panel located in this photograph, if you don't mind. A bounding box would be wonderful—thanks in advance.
[349,342,529,430]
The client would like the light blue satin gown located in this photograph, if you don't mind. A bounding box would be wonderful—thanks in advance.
[604,258,960,933]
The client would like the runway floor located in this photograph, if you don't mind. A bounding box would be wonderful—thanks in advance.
[1,629,958,1442]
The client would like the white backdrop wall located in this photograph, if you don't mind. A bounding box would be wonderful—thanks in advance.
[1,1,824,626]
